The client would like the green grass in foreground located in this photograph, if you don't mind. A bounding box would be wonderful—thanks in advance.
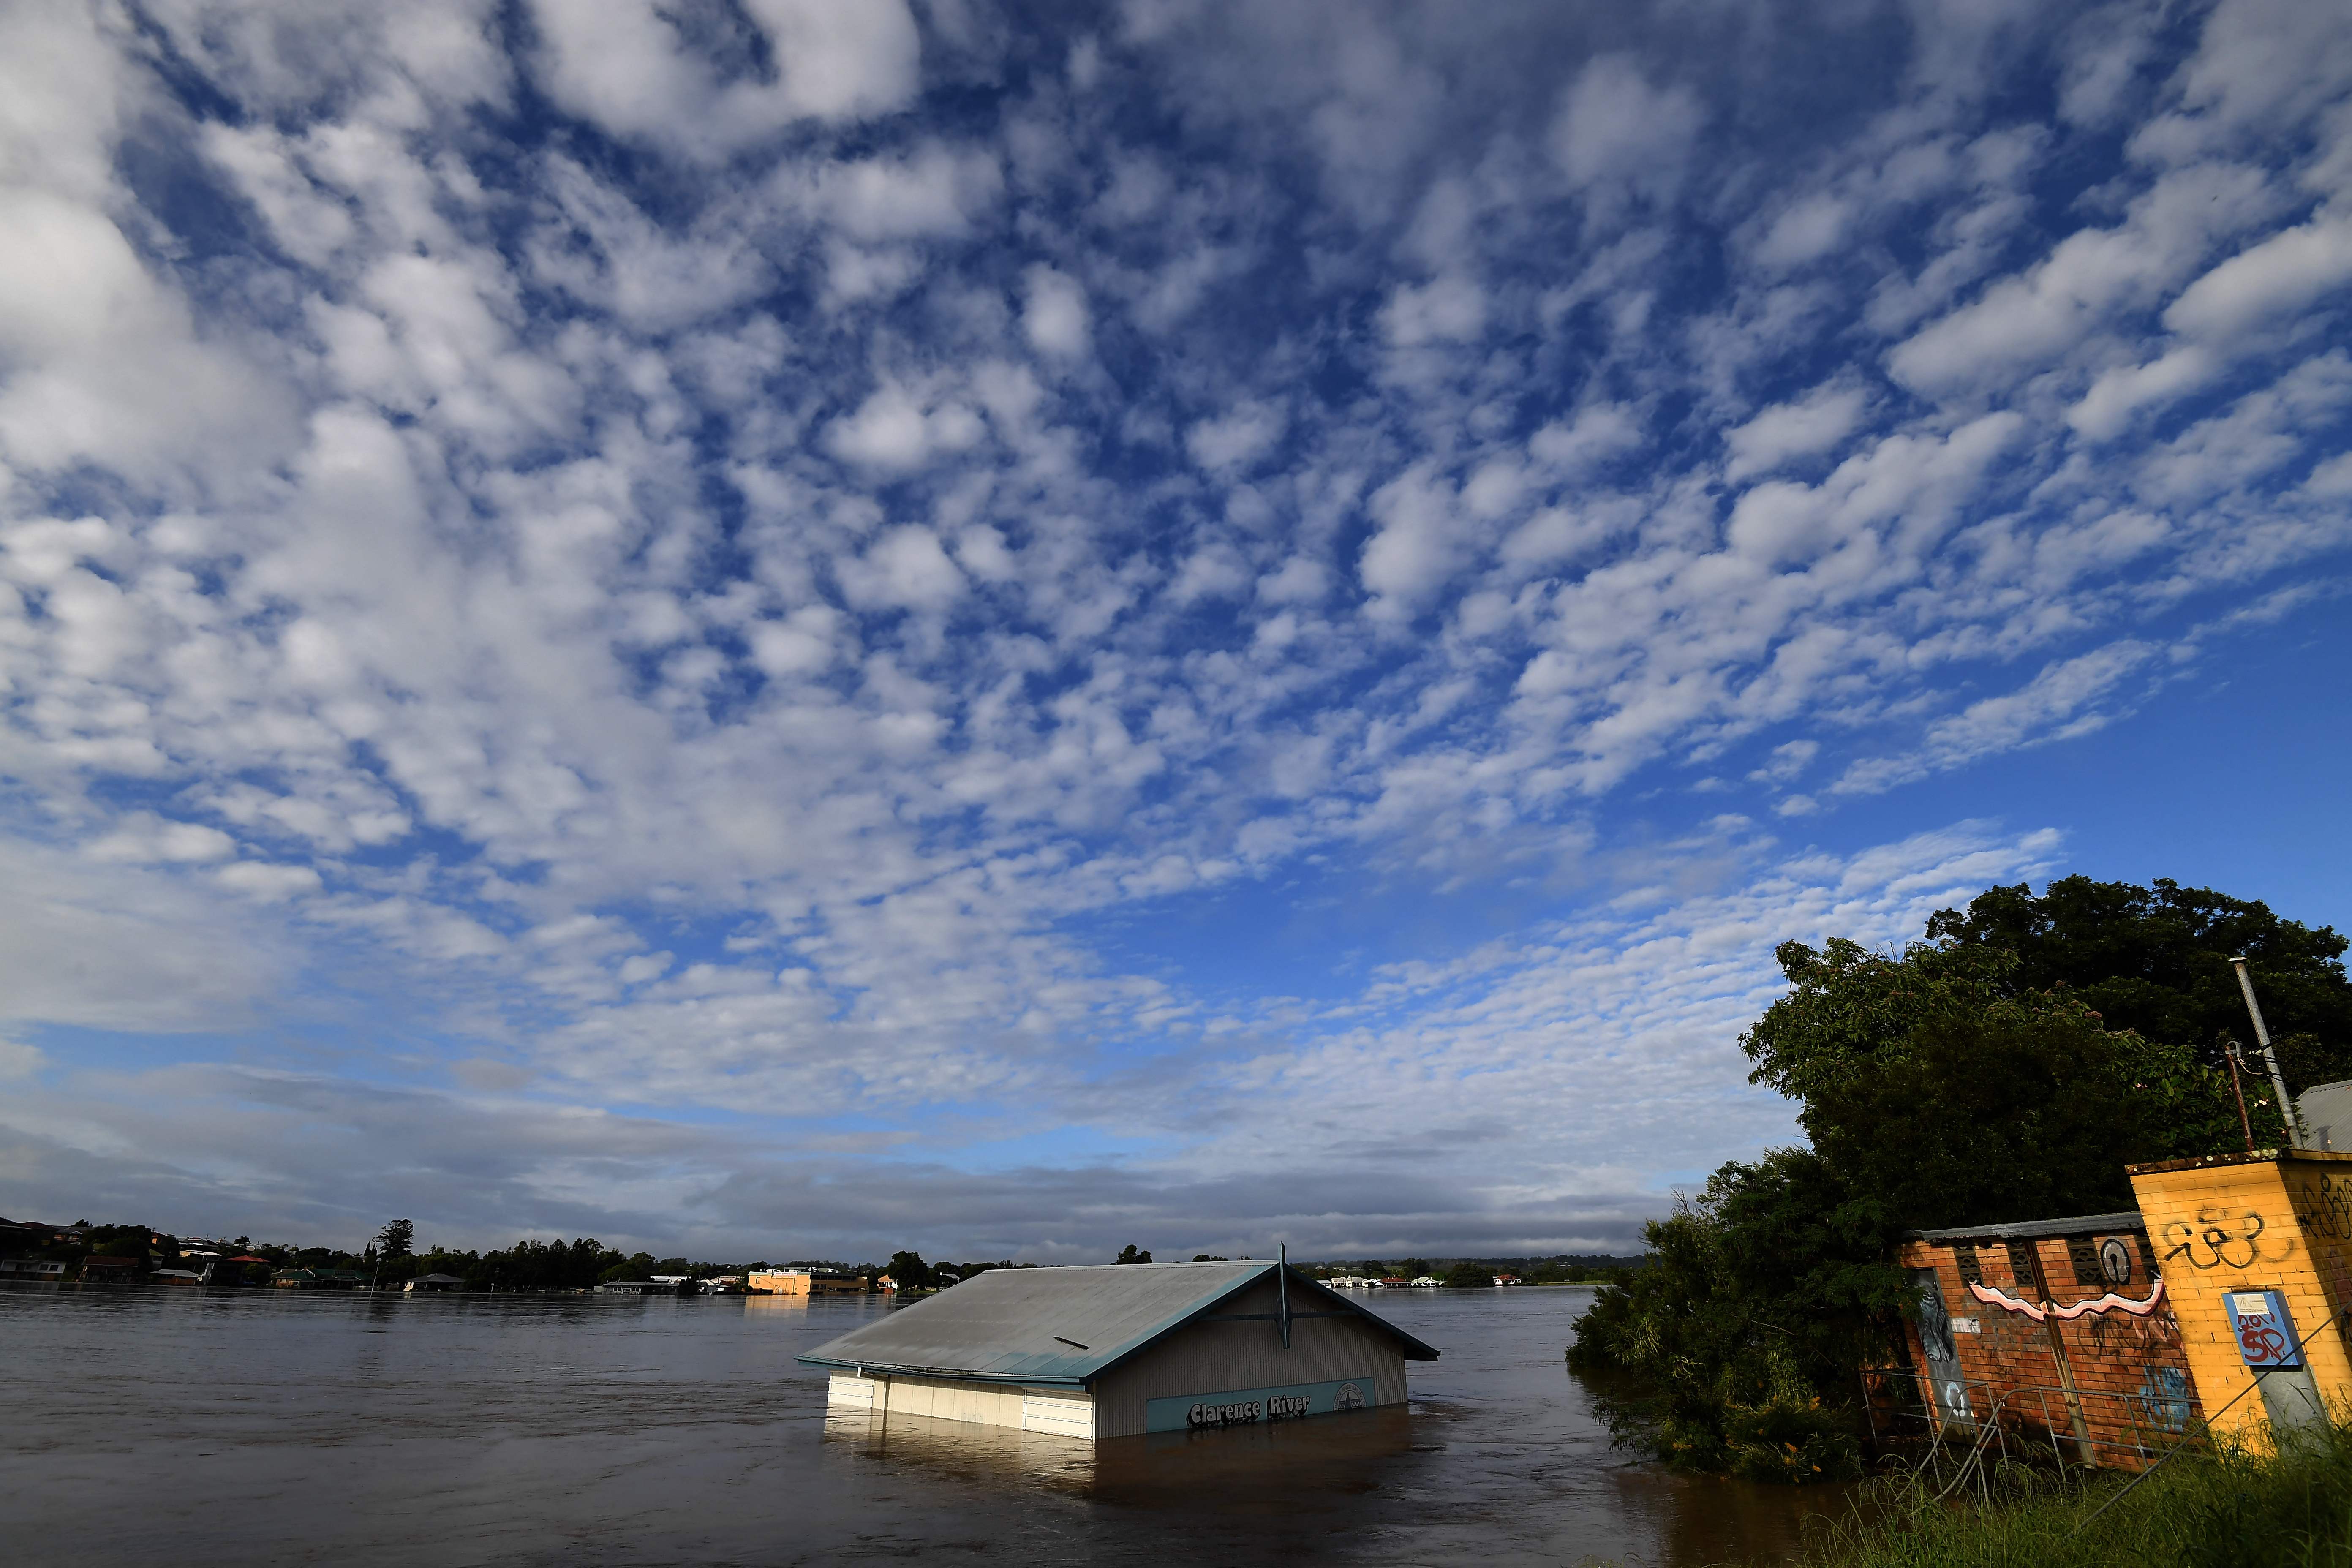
[1789,1422,2352,1568]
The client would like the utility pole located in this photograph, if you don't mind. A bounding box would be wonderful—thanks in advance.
[2233,956,2302,1150]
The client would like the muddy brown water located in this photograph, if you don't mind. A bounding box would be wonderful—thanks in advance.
[1,1281,1853,1565]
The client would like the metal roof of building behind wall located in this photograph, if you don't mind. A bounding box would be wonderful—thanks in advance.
[1906,1211,2145,1244]
[797,1260,1440,1388]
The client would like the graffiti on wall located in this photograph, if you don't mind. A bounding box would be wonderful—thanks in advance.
[2085,1303,2183,1358]
[2158,1207,2295,1271]
[2136,1366,2195,1434]
[1967,1277,2166,1322]
[2290,1171,2352,1243]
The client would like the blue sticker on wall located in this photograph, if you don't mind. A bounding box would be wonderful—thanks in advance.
[2226,1290,2304,1370]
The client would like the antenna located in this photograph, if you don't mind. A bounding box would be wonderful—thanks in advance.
[1278,1242,1291,1349]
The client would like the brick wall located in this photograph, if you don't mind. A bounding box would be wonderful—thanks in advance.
[1896,1221,2199,1470]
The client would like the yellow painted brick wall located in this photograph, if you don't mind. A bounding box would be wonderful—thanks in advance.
[2129,1153,2352,1450]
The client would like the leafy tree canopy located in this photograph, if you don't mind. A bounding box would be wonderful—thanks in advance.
[1114,1244,1152,1265]
[1927,876,2352,1082]
[375,1218,414,1260]
[888,1250,933,1288]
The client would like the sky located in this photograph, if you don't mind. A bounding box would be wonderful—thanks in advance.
[0,0,2347,1265]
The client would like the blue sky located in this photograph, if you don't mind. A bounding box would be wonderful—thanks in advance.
[0,0,2347,1262]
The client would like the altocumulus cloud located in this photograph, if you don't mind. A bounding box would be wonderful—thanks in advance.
[0,0,2345,1259]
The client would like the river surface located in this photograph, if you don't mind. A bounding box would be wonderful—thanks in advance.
[2,1282,1851,1566]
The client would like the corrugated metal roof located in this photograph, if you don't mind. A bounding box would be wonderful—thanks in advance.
[797,1261,1439,1387]
[1907,1211,2144,1243]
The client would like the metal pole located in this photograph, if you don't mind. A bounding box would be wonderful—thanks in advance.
[2223,1039,2256,1154]
[1277,1243,1292,1349]
[2233,956,2301,1149]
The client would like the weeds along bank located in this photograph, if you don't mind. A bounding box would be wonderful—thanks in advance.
[1795,1420,2352,1568]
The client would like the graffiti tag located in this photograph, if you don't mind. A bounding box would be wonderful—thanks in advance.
[2160,1208,2293,1270]
[2291,1172,2352,1243]
[2238,1320,2291,1363]
[2136,1367,2194,1434]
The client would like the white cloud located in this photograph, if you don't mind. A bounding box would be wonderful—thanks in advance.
[826,385,986,470]
[530,0,920,159]
[1380,273,1486,347]
[1725,385,1869,480]
[1549,54,1705,212]
[1186,402,1285,471]
[1021,264,1091,358]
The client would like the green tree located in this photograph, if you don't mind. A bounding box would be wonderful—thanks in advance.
[1113,1244,1152,1265]
[1442,1260,1491,1288]
[1927,876,2352,1083]
[375,1219,414,1261]
[1569,1149,1887,1480]
[1808,1009,2256,1228]
[888,1250,932,1290]
[597,1252,656,1284]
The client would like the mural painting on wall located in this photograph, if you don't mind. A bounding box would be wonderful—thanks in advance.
[2136,1366,2195,1433]
[1958,1232,2188,1364]
[1908,1267,1974,1429]
[1966,1274,2166,1322]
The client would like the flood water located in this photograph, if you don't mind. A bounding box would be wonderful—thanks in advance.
[2,1282,1850,1565]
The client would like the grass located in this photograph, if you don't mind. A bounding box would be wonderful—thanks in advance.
[1787,1422,2352,1568]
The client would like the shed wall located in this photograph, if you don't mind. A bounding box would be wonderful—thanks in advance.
[1896,1225,2197,1470]
[826,1370,1095,1439]
[1089,1277,1410,1439]
[2128,1152,2352,1451]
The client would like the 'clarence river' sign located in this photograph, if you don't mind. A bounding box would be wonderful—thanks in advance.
[1144,1377,1374,1433]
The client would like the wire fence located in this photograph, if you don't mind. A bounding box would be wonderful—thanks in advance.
[1860,1365,2203,1475]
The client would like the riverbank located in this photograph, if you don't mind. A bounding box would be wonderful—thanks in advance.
[1792,1422,2352,1568]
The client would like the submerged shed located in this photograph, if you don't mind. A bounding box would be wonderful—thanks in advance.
[798,1259,1438,1440]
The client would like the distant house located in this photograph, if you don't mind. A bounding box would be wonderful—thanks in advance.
[1380,1276,1409,1288]
[404,1273,467,1293]
[152,1269,204,1286]
[79,1255,144,1282]
[1492,1274,1522,1287]
[272,1268,365,1290]
[749,1269,866,1297]
[0,1259,67,1280]
[596,1279,683,1296]
[1410,1276,1440,1288]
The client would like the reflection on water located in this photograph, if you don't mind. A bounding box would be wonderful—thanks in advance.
[2,1282,1849,1566]
[824,1402,1419,1502]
